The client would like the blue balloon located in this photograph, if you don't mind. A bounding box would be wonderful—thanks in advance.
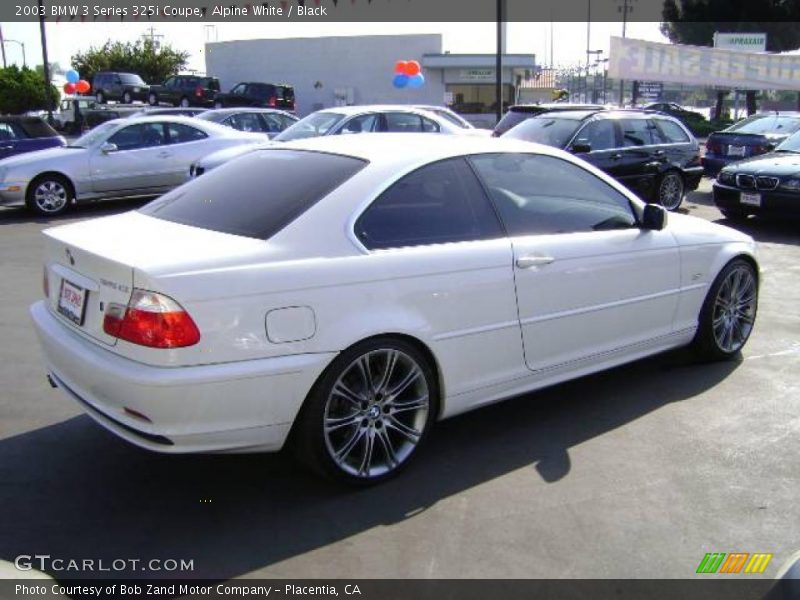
[407,74,425,89]
[66,69,80,84]
[393,74,409,89]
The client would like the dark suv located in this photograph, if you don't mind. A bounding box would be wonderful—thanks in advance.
[503,109,703,211]
[147,75,221,108]
[493,103,605,137]
[92,72,149,104]
[213,82,295,112]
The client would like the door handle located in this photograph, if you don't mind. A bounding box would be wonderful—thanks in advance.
[157,151,171,158]
[0,145,13,150]
[610,153,623,160]
[516,255,555,269]
[653,150,665,156]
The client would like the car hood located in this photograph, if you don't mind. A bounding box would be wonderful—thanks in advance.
[0,146,85,170]
[721,151,800,176]
[667,212,754,246]
[196,141,274,169]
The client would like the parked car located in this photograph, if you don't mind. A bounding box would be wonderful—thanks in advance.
[413,105,475,129]
[0,116,267,216]
[492,103,606,137]
[644,102,706,123]
[503,109,703,211]
[702,112,800,176]
[128,107,208,118]
[92,72,150,104]
[213,82,295,111]
[30,134,759,484]
[189,105,466,177]
[0,116,66,160]
[198,108,298,137]
[53,96,96,134]
[712,129,800,221]
[147,75,221,108]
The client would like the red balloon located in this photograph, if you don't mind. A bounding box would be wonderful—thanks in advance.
[63,82,76,94]
[75,80,90,94]
[404,60,421,76]
[395,60,408,74]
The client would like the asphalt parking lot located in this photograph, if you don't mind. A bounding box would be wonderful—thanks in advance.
[0,180,797,581]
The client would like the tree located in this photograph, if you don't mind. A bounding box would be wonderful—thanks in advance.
[71,38,189,86]
[661,1,800,116]
[0,66,59,114]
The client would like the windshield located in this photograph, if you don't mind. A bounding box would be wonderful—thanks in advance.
[727,115,800,135]
[429,109,470,128]
[503,117,583,148]
[775,130,800,153]
[68,121,118,148]
[119,73,146,85]
[274,112,345,142]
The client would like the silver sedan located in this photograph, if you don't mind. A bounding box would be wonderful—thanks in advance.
[0,116,268,215]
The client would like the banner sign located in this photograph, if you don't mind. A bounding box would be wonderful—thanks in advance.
[636,81,663,100]
[713,32,767,53]
[609,36,800,91]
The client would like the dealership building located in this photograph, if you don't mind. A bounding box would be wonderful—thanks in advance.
[204,34,536,126]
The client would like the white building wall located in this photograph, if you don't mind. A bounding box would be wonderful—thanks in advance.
[205,34,446,117]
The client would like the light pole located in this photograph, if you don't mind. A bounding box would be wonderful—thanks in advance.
[617,0,636,107]
[586,50,603,103]
[3,39,26,67]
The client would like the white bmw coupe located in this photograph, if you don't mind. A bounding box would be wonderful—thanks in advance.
[31,134,759,484]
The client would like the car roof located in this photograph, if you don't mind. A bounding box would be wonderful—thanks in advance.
[201,107,294,117]
[276,132,563,165]
[509,103,605,113]
[311,104,452,117]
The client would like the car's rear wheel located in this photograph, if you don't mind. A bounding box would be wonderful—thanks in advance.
[293,337,438,485]
[692,258,758,361]
[148,93,158,106]
[179,97,190,108]
[656,171,685,211]
[95,91,105,104]
[122,91,132,104]
[26,174,74,217]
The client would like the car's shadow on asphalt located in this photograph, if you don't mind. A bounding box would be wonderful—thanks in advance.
[712,216,800,245]
[0,348,741,582]
[0,199,151,227]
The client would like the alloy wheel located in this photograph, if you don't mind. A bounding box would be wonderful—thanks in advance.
[658,173,684,211]
[712,264,757,353]
[33,180,69,213]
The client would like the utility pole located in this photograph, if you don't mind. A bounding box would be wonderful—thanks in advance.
[495,0,503,124]
[38,0,53,123]
[618,0,632,107]
[0,25,7,69]
[586,0,591,103]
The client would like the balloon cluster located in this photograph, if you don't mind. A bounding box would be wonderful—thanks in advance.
[393,60,425,89]
[63,69,90,95]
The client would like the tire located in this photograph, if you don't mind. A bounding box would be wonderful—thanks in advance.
[95,91,105,104]
[293,337,438,485]
[179,96,190,108]
[691,258,758,361]
[122,92,132,104]
[148,93,158,106]
[721,208,748,222]
[655,171,685,211]
[214,101,223,109]
[26,174,74,217]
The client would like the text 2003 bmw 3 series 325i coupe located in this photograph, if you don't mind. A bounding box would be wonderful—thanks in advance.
[31,135,760,485]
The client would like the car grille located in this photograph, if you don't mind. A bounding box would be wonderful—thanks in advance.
[734,174,778,191]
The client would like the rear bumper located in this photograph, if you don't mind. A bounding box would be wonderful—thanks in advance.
[712,183,800,218]
[30,300,335,453]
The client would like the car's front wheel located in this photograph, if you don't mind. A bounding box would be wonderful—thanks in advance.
[122,91,132,104]
[148,93,158,106]
[656,171,685,211]
[293,337,438,485]
[179,97,190,108]
[26,174,74,217]
[692,258,758,361]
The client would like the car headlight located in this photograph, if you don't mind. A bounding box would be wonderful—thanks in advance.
[717,170,735,185]
[780,178,800,191]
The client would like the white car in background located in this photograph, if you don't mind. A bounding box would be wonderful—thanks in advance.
[31,134,759,485]
[188,104,478,178]
[0,116,268,216]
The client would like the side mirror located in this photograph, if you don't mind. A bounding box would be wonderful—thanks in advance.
[642,203,668,231]
[99,142,118,154]
[570,140,591,154]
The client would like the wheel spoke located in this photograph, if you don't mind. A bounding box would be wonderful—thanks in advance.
[332,379,365,407]
[375,427,398,468]
[355,354,376,394]
[386,364,422,398]
[357,431,376,476]
[385,415,421,443]
[325,413,361,433]
[375,350,399,394]
[388,394,428,415]
[334,426,367,462]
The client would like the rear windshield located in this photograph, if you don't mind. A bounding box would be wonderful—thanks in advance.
[503,116,582,148]
[274,111,344,141]
[119,73,146,85]
[494,110,536,135]
[139,150,367,239]
[727,115,800,135]
[16,118,59,138]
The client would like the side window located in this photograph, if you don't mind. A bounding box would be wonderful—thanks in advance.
[231,84,246,95]
[164,77,176,88]
[339,114,378,135]
[655,119,690,143]
[620,118,656,147]
[166,123,208,143]
[574,119,617,151]
[356,157,503,249]
[0,123,18,140]
[259,113,286,133]
[108,123,166,150]
[225,113,261,132]
[420,117,440,132]
[469,153,638,236]
[384,113,423,133]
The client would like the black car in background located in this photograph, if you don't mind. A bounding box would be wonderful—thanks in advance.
[702,112,800,176]
[92,72,150,104]
[713,129,800,221]
[492,103,605,137]
[503,109,702,210]
[147,75,221,108]
[198,108,298,137]
[213,82,296,112]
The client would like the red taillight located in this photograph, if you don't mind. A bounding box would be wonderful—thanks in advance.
[195,85,203,97]
[705,138,722,155]
[43,266,49,298]
[103,290,200,348]
[267,96,276,107]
